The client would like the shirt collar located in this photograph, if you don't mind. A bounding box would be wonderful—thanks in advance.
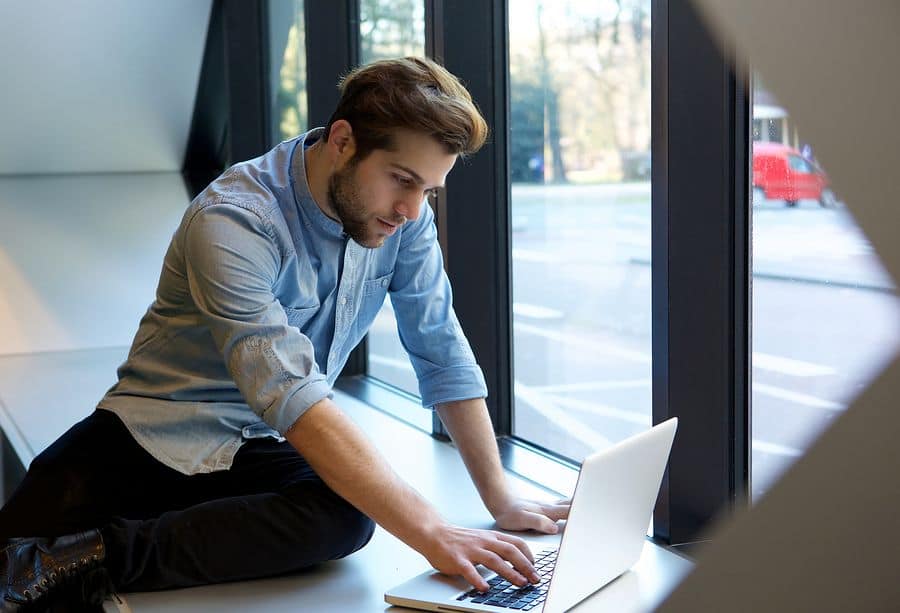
[290,127,346,240]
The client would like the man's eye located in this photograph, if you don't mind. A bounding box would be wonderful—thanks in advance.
[393,174,413,187]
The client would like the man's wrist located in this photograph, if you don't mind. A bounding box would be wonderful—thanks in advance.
[484,490,516,518]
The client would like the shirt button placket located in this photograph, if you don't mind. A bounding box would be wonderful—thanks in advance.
[329,243,357,375]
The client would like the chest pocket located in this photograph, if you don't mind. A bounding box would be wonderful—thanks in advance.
[284,305,318,330]
[354,271,394,338]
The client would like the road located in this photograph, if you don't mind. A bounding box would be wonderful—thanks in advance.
[367,182,900,502]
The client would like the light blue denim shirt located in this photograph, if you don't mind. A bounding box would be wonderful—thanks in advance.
[99,128,487,475]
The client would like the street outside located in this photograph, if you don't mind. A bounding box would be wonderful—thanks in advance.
[368,182,900,502]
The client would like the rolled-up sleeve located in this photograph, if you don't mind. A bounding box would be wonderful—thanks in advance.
[389,204,488,408]
[182,202,331,432]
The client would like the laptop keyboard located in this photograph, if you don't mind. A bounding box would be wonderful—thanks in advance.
[455,548,556,610]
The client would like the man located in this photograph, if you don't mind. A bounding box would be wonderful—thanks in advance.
[0,57,569,610]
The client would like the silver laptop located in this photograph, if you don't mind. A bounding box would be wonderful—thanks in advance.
[384,418,677,613]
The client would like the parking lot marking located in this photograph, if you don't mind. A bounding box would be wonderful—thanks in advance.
[752,439,803,458]
[512,302,565,319]
[514,322,652,364]
[548,394,650,426]
[531,378,651,393]
[753,382,844,410]
[514,381,613,449]
[511,248,564,263]
[516,322,838,382]
[752,353,836,376]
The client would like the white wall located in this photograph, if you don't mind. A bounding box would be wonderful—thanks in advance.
[0,174,189,355]
[0,2,211,355]
[0,1,211,175]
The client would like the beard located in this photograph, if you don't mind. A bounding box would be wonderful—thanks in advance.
[327,161,382,248]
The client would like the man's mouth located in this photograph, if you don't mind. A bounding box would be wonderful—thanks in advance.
[377,217,405,234]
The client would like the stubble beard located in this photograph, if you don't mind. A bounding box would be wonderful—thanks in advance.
[327,163,384,249]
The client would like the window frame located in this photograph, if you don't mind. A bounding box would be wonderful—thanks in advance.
[228,0,754,546]
[650,0,751,544]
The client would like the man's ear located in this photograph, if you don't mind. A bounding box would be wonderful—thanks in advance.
[328,120,357,164]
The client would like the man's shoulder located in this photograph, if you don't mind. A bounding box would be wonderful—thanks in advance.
[185,143,302,241]
[193,139,299,222]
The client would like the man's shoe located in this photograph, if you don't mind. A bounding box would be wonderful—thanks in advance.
[2,529,111,612]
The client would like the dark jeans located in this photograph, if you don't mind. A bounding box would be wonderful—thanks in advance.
[0,409,375,592]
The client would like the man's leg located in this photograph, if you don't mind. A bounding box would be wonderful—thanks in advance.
[0,409,148,539]
[103,432,376,590]
[1,409,161,610]
[2,409,375,594]
[106,480,374,591]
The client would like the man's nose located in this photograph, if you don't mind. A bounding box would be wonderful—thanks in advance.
[395,193,423,221]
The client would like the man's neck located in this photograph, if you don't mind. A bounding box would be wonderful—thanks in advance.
[303,139,340,222]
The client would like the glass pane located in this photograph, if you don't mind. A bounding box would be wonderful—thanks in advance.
[271,0,307,143]
[510,0,652,463]
[360,1,428,412]
[359,0,425,64]
[750,74,900,501]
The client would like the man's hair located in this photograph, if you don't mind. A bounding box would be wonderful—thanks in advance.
[323,57,488,161]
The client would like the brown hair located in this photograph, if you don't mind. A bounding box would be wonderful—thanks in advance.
[323,57,488,161]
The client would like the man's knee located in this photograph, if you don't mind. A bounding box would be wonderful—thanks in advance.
[338,509,376,558]
[283,483,376,559]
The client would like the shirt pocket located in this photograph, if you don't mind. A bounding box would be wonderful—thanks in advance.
[354,271,394,338]
[283,305,318,330]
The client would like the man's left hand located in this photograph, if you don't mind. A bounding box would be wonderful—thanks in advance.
[491,498,571,534]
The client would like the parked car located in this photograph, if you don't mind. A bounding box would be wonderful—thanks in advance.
[752,142,837,207]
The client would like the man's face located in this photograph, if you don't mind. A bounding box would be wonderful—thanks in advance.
[327,129,457,248]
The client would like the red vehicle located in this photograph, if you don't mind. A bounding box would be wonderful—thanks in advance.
[752,142,837,207]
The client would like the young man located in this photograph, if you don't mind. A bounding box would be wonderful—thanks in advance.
[0,57,569,610]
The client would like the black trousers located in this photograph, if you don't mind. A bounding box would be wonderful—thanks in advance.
[0,409,375,592]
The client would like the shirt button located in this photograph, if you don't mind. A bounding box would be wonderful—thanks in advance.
[340,297,347,305]
[381,279,388,287]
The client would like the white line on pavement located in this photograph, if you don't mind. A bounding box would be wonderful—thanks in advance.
[752,353,836,377]
[752,439,803,457]
[514,322,652,364]
[514,321,837,378]
[547,394,650,426]
[531,378,652,393]
[512,302,565,319]
[753,383,844,410]
[367,354,812,459]
[511,248,564,263]
[514,381,614,449]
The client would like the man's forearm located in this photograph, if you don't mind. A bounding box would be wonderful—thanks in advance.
[436,398,512,515]
[285,396,541,591]
[285,398,444,551]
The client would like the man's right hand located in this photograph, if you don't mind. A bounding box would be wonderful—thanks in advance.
[419,523,541,592]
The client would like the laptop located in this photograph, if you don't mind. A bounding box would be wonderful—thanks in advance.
[384,418,678,613]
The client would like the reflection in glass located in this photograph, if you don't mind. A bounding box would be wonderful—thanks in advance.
[272,0,307,143]
[510,0,652,463]
[750,75,900,501]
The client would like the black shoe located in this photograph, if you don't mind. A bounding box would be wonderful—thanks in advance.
[2,529,111,612]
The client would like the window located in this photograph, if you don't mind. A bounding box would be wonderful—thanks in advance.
[509,0,652,463]
[359,0,425,63]
[359,1,429,416]
[787,155,813,174]
[750,75,900,501]
[271,0,307,143]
